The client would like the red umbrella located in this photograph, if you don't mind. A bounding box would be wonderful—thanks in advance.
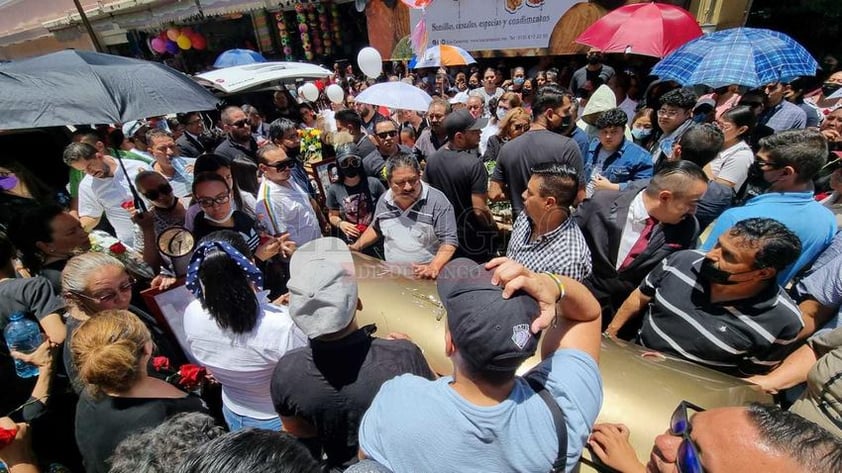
[575,2,703,58]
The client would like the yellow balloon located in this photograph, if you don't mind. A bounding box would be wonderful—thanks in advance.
[166,28,180,41]
[177,34,192,50]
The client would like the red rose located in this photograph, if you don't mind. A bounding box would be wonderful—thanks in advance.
[151,356,170,372]
[109,242,127,255]
[0,426,18,449]
[120,200,135,210]
[178,364,206,389]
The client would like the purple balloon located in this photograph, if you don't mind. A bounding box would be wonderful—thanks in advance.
[151,37,166,54]
[165,40,179,54]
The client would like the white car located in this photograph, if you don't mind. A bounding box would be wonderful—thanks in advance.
[194,62,332,95]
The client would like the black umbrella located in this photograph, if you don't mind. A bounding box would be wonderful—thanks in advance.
[0,50,219,130]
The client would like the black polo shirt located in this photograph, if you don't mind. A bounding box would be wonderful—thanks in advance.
[638,250,803,376]
[270,325,434,468]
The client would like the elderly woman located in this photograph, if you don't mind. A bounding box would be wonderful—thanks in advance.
[482,107,532,163]
[182,230,306,431]
[61,252,187,391]
[72,310,206,473]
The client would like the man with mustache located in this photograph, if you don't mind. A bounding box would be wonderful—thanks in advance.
[414,98,451,162]
[349,153,457,280]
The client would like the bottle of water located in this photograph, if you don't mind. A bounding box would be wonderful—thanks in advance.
[4,313,42,379]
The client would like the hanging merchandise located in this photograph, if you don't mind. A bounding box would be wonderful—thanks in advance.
[402,0,434,57]
[317,3,332,56]
[296,3,313,61]
[330,2,342,53]
[276,12,295,61]
[307,3,323,58]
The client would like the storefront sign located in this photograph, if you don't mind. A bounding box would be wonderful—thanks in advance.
[410,0,578,51]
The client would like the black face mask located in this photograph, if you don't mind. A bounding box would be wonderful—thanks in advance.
[341,165,362,179]
[822,82,842,97]
[552,115,572,134]
[745,162,772,192]
[699,258,755,285]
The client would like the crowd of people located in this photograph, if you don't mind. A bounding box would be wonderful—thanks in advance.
[2,50,842,473]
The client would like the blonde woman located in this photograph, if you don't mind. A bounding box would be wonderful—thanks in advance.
[482,107,532,163]
[72,310,206,473]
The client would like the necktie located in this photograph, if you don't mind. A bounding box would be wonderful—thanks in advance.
[620,217,658,270]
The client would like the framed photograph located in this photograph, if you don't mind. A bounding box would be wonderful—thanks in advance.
[309,158,337,199]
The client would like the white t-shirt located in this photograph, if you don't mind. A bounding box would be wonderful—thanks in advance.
[182,292,307,419]
[709,140,753,189]
[78,159,148,248]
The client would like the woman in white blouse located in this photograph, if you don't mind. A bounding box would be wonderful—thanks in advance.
[182,230,306,432]
[708,106,757,190]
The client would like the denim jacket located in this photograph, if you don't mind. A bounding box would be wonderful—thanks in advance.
[584,138,654,190]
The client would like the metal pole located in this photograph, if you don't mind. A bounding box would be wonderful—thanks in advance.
[73,0,104,52]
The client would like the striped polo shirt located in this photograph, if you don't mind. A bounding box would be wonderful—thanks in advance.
[373,182,458,263]
[637,250,803,377]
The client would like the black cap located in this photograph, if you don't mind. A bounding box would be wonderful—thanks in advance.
[335,143,362,166]
[436,258,539,372]
[444,109,489,138]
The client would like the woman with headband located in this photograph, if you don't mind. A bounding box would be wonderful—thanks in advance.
[182,230,306,432]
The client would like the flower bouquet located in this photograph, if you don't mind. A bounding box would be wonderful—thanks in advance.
[299,127,323,164]
[152,356,208,392]
[89,230,156,280]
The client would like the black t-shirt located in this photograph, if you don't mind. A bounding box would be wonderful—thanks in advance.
[0,277,65,416]
[491,129,584,217]
[192,210,260,253]
[270,325,434,468]
[423,147,493,257]
[75,391,207,473]
[326,178,385,226]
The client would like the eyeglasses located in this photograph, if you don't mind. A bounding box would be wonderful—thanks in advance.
[72,277,135,305]
[230,119,250,128]
[376,130,398,139]
[196,193,231,208]
[657,108,683,118]
[512,123,530,132]
[339,156,361,168]
[755,158,778,170]
[670,401,706,473]
[142,183,173,201]
[266,160,295,171]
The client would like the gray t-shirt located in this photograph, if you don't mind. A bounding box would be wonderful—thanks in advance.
[491,130,584,217]
[326,177,386,225]
[0,277,64,335]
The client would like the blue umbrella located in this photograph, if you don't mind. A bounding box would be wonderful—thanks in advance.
[651,27,818,88]
[213,49,267,68]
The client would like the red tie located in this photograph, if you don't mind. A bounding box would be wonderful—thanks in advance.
[621,217,658,270]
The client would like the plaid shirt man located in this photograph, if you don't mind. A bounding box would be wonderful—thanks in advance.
[506,212,593,281]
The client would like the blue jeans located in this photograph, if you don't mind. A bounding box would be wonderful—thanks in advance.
[221,403,282,432]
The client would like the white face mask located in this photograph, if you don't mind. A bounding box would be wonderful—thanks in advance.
[496,107,507,121]
[203,207,235,224]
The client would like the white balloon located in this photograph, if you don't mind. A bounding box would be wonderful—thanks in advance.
[357,47,382,79]
[301,82,320,102]
[297,86,305,99]
[326,84,345,104]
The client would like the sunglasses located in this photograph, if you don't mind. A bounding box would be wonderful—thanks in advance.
[196,193,231,208]
[231,119,250,128]
[339,156,361,168]
[376,130,398,139]
[71,277,135,305]
[513,123,530,132]
[142,183,173,201]
[670,401,706,473]
[266,160,295,171]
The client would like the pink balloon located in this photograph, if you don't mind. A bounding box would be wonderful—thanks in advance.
[151,37,167,54]
[400,0,433,9]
